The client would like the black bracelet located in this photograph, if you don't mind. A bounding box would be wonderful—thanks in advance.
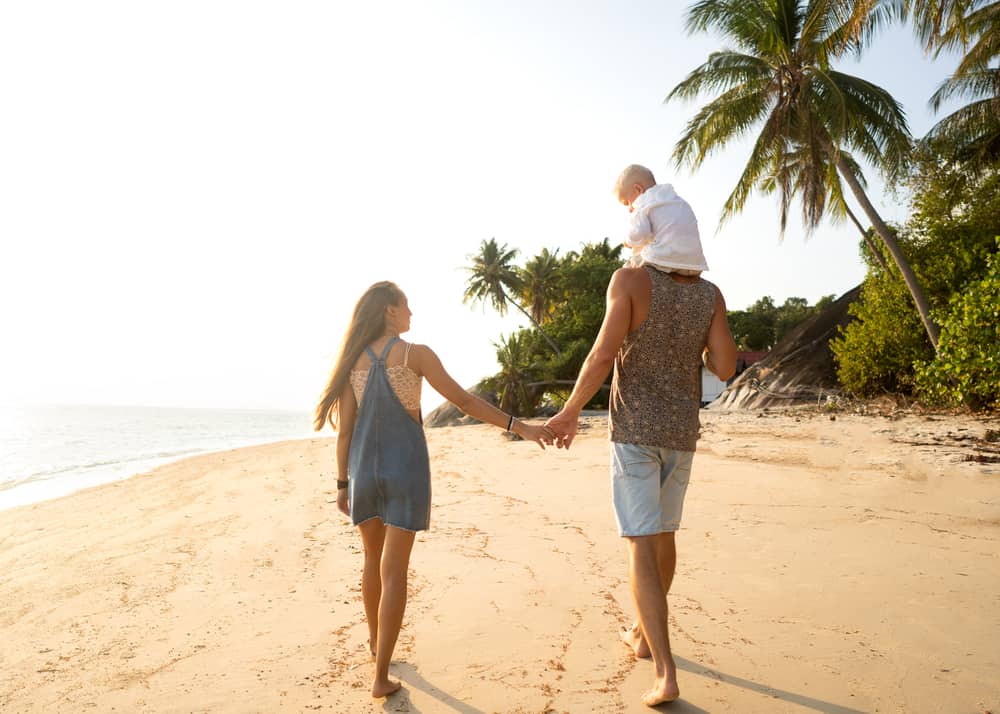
[336,479,349,490]
[506,414,514,431]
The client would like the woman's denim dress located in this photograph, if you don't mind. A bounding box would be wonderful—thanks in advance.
[348,337,431,531]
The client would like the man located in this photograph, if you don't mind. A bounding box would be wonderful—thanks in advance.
[546,264,736,707]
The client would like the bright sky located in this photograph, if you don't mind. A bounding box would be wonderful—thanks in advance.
[0,1,962,413]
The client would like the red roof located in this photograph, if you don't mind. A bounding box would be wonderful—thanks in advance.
[737,351,768,365]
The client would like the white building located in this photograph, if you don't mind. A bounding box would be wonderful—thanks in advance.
[701,351,769,406]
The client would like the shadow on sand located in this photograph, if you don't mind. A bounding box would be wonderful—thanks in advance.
[384,662,486,714]
[378,657,862,713]
[648,697,713,713]
[675,656,866,714]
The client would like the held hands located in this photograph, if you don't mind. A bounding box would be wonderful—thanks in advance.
[511,410,579,450]
[544,409,580,450]
[512,419,556,449]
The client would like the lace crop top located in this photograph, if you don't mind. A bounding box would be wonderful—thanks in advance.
[350,341,422,410]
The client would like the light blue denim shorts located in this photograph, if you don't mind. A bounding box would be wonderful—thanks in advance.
[611,442,694,537]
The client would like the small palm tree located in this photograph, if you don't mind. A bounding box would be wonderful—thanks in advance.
[462,238,522,315]
[667,0,941,349]
[518,248,561,325]
[492,331,538,416]
[463,238,561,355]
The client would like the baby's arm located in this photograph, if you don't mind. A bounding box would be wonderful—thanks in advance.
[625,208,653,250]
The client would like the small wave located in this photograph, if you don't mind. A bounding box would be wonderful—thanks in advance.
[0,447,205,493]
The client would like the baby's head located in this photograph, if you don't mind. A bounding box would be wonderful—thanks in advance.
[615,164,656,212]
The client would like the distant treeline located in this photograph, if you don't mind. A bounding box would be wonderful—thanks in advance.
[727,295,836,352]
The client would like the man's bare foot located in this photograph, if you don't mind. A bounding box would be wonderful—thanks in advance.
[640,676,679,707]
[620,623,651,659]
[371,678,401,698]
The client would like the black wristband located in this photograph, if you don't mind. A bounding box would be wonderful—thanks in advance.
[506,414,514,431]
[336,479,349,490]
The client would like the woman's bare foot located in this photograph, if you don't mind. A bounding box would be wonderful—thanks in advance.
[620,623,651,659]
[371,678,401,698]
[369,642,376,660]
[640,675,679,707]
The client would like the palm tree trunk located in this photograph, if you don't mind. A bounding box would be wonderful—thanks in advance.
[843,202,890,271]
[500,287,562,356]
[833,154,941,351]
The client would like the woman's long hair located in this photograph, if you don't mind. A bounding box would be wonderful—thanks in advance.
[314,281,404,431]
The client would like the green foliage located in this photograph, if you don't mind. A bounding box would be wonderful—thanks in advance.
[463,238,523,316]
[546,240,623,346]
[517,248,561,324]
[468,239,623,414]
[479,330,543,416]
[666,0,912,233]
[727,294,834,351]
[666,0,949,351]
[916,240,1000,408]
[464,237,562,355]
[832,261,934,395]
[923,2,1000,175]
[535,239,624,409]
[832,148,1000,400]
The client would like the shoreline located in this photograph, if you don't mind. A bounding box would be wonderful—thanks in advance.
[0,436,311,514]
[0,401,314,512]
[1,411,997,712]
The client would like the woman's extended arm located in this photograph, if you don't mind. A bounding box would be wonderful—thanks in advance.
[335,383,357,517]
[412,344,552,449]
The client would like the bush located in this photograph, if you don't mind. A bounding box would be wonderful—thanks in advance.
[832,263,933,395]
[916,240,1000,409]
[832,148,1000,401]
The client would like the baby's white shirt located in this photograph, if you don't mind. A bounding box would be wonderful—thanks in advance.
[625,183,709,272]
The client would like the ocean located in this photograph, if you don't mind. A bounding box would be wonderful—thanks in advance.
[0,404,317,511]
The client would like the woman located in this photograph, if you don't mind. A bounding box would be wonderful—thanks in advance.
[314,281,552,698]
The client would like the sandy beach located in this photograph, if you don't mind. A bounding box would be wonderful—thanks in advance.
[1,409,998,713]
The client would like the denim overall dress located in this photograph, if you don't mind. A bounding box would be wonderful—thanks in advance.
[348,337,432,531]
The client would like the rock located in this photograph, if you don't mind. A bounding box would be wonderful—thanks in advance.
[424,387,499,428]
[711,285,861,410]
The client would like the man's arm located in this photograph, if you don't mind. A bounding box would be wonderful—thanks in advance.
[703,286,737,380]
[547,268,636,448]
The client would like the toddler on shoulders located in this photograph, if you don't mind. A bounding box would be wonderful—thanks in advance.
[614,164,708,276]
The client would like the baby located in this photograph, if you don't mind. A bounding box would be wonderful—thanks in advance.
[614,164,708,275]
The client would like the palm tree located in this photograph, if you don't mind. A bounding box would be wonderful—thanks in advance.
[580,237,625,262]
[491,331,539,416]
[762,143,890,269]
[925,2,1000,172]
[666,0,941,350]
[938,1,1000,66]
[928,67,1000,172]
[842,1,973,50]
[518,248,561,325]
[855,1,999,170]
[463,238,561,355]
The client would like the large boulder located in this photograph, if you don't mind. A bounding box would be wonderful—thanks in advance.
[424,387,499,428]
[712,285,861,410]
